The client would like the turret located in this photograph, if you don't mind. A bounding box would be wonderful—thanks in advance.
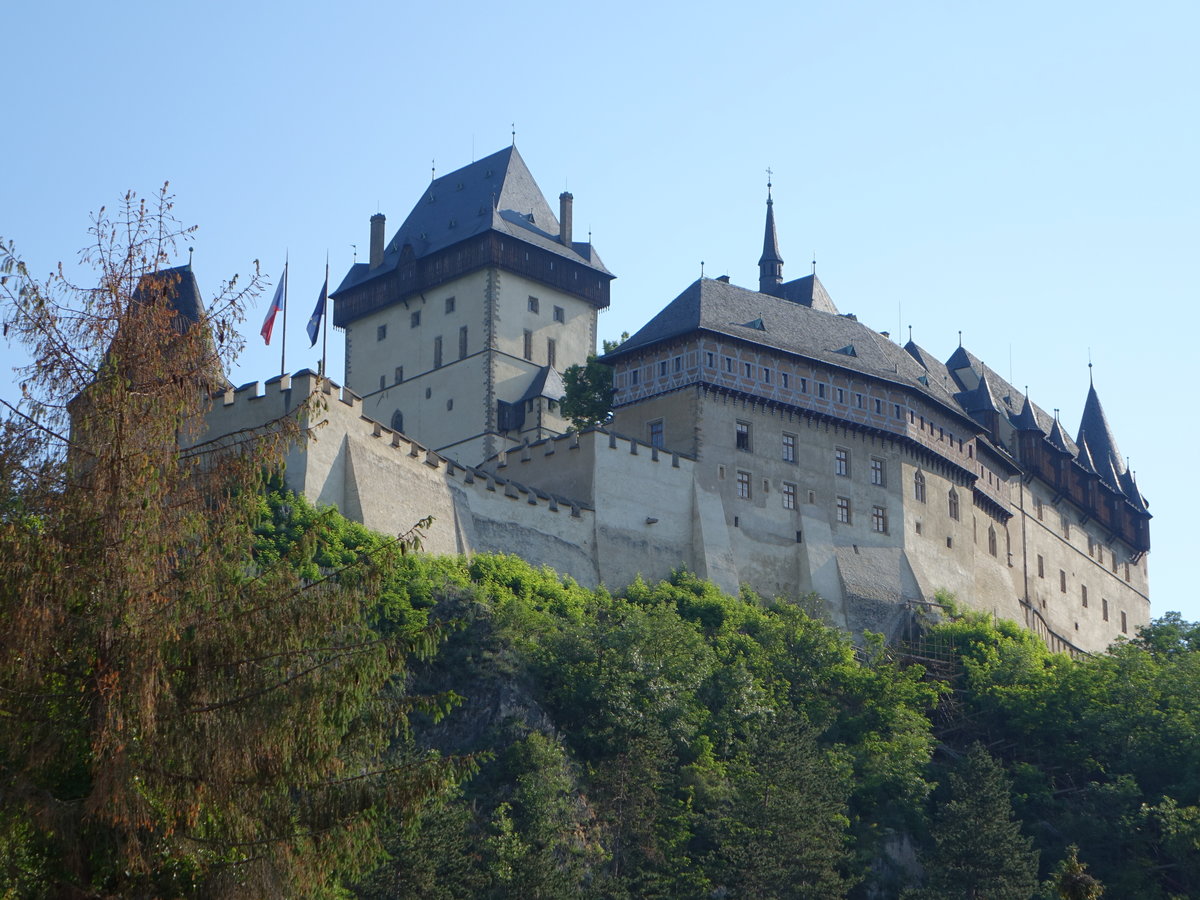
[758,183,784,295]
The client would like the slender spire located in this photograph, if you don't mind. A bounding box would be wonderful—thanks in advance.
[758,171,784,294]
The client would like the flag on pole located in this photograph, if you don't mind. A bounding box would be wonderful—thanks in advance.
[307,275,327,347]
[260,269,286,345]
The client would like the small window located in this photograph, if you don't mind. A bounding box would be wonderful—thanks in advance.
[914,470,926,503]
[528,296,539,313]
[1035,498,1044,521]
[724,357,734,373]
[434,335,443,368]
[856,393,864,408]
[446,398,453,410]
[706,351,715,367]
[836,496,851,524]
[783,481,797,510]
[410,311,421,328]
[648,420,664,448]
[1060,570,1067,593]
[875,398,883,414]
[445,296,456,314]
[523,329,533,361]
[1102,598,1109,622]
[630,368,640,386]
[1121,610,1127,633]
[1124,563,1131,582]
[743,361,753,378]
[659,360,668,377]
[1061,514,1070,539]
[946,536,953,548]
[836,388,845,404]
[807,490,816,505]
[872,506,888,534]
[1081,585,1088,608]
[674,356,682,372]
[988,526,997,557]
[459,325,469,360]
[736,421,752,452]
[800,377,808,393]
[916,521,923,535]
[391,410,404,432]
[835,448,849,477]
[547,338,557,369]
[782,372,789,388]
[1111,551,1118,574]
[377,324,387,341]
[736,470,752,499]
[948,488,960,520]
[763,367,772,384]
[894,403,902,419]
[871,457,885,486]
[553,305,564,323]
[818,383,826,399]
[782,432,796,463]
[1037,555,1044,578]
[379,375,385,390]
[394,366,403,384]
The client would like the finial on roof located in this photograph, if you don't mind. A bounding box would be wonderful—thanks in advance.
[758,171,784,294]
[958,330,962,347]
[1088,350,1094,385]
[700,260,705,279]
[187,246,193,270]
[908,325,913,343]
[812,250,816,275]
[511,122,516,146]
[766,166,773,197]
[351,243,357,263]
[431,159,436,182]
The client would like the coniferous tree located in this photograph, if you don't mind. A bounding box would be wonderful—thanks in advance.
[0,189,462,897]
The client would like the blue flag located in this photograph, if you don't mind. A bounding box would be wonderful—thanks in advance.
[307,276,327,347]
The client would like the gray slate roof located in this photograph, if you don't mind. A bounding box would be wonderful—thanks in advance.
[521,365,567,403]
[133,265,206,331]
[334,146,610,296]
[1077,382,1126,492]
[606,276,967,419]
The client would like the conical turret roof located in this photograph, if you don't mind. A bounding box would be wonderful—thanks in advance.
[1076,382,1125,491]
[1012,393,1043,432]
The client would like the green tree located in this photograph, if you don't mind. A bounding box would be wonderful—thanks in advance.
[1047,845,1103,900]
[917,744,1039,900]
[0,188,462,897]
[560,334,626,429]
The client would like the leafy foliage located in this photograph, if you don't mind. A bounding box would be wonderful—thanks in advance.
[560,334,626,429]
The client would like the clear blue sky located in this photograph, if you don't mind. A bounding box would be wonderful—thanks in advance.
[3,1,1196,621]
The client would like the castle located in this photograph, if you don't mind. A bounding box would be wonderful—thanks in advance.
[203,146,1149,654]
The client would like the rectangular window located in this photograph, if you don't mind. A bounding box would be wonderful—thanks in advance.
[836,388,845,404]
[630,368,639,385]
[871,457,885,486]
[856,393,864,408]
[1124,563,1131,582]
[1081,585,1088,608]
[743,362,753,378]
[736,470,751,499]
[782,432,796,463]
[818,383,826,399]
[659,360,668,377]
[872,506,888,533]
[725,357,734,372]
[835,448,849,477]
[528,296,539,313]
[410,310,420,328]
[1103,598,1109,622]
[894,403,902,419]
[836,496,851,524]
[459,325,469,360]
[553,305,564,323]
[800,377,808,393]
[875,398,883,414]
[763,367,772,384]
[736,421,751,452]
[1037,555,1044,578]
[1060,570,1067,593]
[1062,514,1070,539]
[394,366,403,384]
[433,335,443,368]
[547,338,556,369]
[782,372,789,388]
[445,296,455,314]
[674,356,683,372]
[379,375,385,390]
[523,329,533,361]
[783,482,796,510]
[706,351,715,367]
[1121,610,1127,633]
[376,324,387,341]
[648,420,664,448]
[1035,498,1044,521]
[1111,551,1118,574]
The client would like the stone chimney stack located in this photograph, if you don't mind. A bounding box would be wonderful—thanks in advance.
[369,213,386,270]
[559,192,573,247]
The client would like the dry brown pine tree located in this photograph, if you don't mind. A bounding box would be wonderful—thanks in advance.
[0,187,463,899]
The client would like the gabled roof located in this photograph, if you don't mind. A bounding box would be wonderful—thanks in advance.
[521,365,567,403]
[776,273,839,313]
[605,276,969,418]
[334,146,611,296]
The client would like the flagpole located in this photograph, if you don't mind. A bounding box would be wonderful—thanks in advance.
[322,254,329,379]
[280,253,288,376]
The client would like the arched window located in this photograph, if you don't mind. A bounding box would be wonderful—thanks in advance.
[988,526,997,557]
[914,470,926,503]
[391,410,404,433]
[948,488,960,521]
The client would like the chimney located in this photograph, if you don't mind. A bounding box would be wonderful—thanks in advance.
[559,192,573,247]
[369,213,386,269]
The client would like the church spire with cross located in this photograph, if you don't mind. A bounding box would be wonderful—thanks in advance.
[758,169,784,294]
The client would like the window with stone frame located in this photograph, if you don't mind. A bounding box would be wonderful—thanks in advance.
[835,447,849,477]
[914,470,926,502]
[871,457,885,486]
[547,338,557,369]
[433,335,443,368]
[648,420,664,449]
[988,526,997,556]
[836,496,851,524]
[736,470,751,499]
[528,295,539,313]
[782,481,797,509]
[523,329,532,360]
[1081,584,1089,608]
[553,304,564,323]
[872,506,888,533]
[948,488,960,520]
[459,326,469,360]
[782,432,796,463]
[1060,570,1067,593]
[736,421,752,452]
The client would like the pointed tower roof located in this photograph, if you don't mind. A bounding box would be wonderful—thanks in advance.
[758,183,784,294]
[1012,393,1043,432]
[1075,431,1100,475]
[1046,413,1074,455]
[1119,465,1149,513]
[966,368,1003,416]
[1076,382,1125,491]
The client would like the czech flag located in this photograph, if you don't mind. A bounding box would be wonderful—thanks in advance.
[260,269,285,345]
